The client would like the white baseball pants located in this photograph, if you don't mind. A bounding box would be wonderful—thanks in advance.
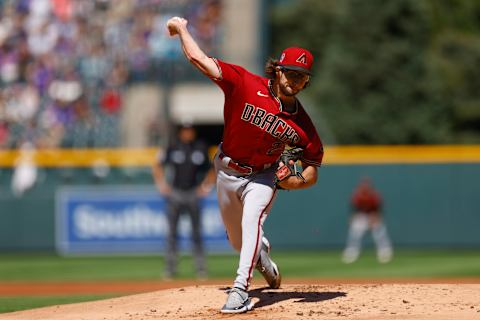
[214,149,277,290]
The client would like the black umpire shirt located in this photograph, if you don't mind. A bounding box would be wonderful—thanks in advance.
[159,140,210,191]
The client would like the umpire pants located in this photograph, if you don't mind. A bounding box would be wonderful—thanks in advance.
[165,188,206,277]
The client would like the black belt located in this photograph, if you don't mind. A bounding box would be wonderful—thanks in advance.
[219,152,254,175]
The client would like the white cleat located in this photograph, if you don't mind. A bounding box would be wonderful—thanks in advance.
[221,287,254,314]
[256,237,281,289]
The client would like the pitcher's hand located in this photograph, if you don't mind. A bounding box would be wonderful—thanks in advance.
[166,16,188,36]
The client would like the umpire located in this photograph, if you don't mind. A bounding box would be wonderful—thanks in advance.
[152,122,214,279]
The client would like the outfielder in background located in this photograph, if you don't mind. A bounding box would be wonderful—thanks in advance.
[167,16,324,314]
[342,177,394,264]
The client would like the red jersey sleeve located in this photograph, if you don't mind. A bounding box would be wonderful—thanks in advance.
[302,134,324,167]
[210,58,247,96]
[298,110,324,167]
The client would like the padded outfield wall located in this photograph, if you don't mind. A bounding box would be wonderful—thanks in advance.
[0,146,479,252]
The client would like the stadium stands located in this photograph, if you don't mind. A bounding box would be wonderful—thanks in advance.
[0,0,222,149]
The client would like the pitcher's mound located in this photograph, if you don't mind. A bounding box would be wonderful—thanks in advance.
[2,284,479,320]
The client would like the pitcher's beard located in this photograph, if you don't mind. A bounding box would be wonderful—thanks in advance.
[280,85,299,97]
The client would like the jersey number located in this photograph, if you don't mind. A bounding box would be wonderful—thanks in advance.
[267,142,284,156]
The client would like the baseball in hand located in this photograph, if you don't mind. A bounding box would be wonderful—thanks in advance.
[166,17,185,36]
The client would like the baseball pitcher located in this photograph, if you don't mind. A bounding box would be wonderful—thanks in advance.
[166,16,324,314]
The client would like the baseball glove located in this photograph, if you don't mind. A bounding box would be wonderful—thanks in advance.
[274,147,306,186]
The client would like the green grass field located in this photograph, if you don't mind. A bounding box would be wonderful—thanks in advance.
[0,249,479,313]
[0,295,117,314]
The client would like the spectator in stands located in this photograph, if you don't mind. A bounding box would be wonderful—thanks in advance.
[11,140,38,197]
[342,177,394,264]
[0,41,21,84]
[0,120,9,148]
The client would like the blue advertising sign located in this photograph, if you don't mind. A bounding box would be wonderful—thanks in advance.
[55,186,231,255]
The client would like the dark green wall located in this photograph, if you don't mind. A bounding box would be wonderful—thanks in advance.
[0,164,479,252]
[267,164,480,249]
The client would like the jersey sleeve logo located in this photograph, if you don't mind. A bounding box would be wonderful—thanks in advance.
[296,53,307,65]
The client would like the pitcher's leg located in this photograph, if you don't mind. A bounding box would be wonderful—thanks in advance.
[233,183,275,290]
[215,170,245,251]
[255,236,282,288]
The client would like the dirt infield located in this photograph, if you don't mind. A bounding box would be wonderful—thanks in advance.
[1,282,479,320]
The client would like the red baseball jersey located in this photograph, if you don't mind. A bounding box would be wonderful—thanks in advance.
[210,59,323,170]
[351,185,382,213]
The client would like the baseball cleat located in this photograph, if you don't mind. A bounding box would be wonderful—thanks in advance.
[377,247,393,264]
[341,248,359,264]
[221,287,254,314]
[256,237,282,289]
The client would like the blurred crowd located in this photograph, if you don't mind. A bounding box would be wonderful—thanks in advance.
[0,0,222,149]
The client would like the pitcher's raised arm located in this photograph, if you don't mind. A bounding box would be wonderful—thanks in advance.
[166,16,221,79]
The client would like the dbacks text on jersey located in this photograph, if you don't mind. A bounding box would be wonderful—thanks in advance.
[241,103,300,145]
